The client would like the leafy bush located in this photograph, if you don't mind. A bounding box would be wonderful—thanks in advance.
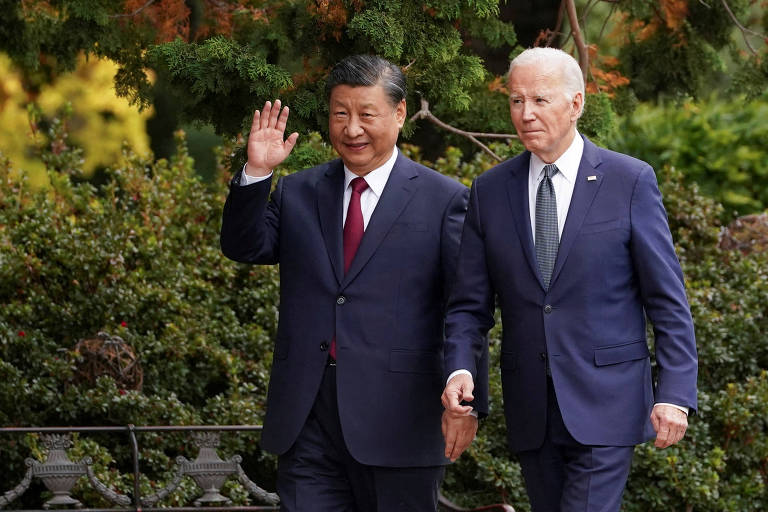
[0,124,280,504]
[606,94,768,216]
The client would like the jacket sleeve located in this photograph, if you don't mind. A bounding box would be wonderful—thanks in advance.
[629,164,698,413]
[220,170,282,265]
[444,179,495,415]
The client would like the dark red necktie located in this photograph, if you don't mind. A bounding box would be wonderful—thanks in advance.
[331,177,369,359]
[343,177,369,274]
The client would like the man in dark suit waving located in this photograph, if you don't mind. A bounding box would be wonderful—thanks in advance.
[441,48,698,511]
[221,55,476,511]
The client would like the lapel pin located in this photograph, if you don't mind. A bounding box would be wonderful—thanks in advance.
[587,175,597,181]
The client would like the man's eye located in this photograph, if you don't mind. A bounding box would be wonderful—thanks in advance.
[510,98,523,104]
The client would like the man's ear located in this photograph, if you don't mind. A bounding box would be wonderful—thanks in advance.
[395,99,407,128]
[571,91,584,121]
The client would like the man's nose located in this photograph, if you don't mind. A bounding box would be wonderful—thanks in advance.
[521,101,536,121]
[345,116,364,137]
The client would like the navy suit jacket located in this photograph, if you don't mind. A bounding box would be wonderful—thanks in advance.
[445,136,698,452]
[221,152,472,467]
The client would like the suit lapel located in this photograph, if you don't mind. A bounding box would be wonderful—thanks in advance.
[550,137,604,288]
[317,160,345,285]
[505,153,541,282]
[342,153,418,287]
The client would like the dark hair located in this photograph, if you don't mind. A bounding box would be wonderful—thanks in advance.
[325,55,406,106]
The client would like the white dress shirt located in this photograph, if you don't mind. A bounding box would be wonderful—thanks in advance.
[240,147,398,229]
[528,132,583,241]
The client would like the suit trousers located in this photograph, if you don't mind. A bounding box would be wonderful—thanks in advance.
[276,364,445,512]
[516,378,634,512]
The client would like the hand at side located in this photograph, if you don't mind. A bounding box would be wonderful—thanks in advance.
[442,410,478,462]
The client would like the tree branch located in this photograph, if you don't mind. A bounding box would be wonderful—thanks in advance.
[720,0,766,56]
[545,0,567,47]
[409,98,518,162]
[565,0,589,81]
[109,0,156,18]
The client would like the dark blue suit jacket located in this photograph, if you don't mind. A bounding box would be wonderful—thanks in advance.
[221,152,471,467]
[445,136,698,452]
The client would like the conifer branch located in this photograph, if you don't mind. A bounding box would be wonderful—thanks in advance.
[720,0,766,56]
[565,0,589,80]
[409,98,517,162]
[109,0,156,18]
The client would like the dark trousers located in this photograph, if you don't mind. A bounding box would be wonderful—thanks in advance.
[277,364,445,512]
[516,378,634,512]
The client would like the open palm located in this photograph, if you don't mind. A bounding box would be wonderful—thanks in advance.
[246,99,299,176]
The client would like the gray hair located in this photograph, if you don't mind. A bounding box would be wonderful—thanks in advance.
[508,48,585,114]
[325,55,406,107]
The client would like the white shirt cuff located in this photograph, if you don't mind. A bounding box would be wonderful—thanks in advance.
[447,369,472,386]
[239,163,272,186]
[654,402,689,415]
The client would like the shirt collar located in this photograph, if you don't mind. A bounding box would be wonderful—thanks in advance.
[343,147,398,197]
[529,131,584,184]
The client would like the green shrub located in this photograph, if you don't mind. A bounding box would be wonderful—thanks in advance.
[0,124,280,504]
[606,94,768,216]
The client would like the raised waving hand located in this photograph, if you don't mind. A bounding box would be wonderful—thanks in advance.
[245,99,299,177]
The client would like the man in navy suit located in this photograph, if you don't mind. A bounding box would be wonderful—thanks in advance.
[441,48,698,511]
[221,55,477,511]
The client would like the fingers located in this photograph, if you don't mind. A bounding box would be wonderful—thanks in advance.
[254,100,290,132]
[251,108,261,134]
[442,411,478,462]
[275,103,290,133]
[285,132,299,153]
[441,374,475,415]
[651,405,688,449]
[269,99,282,129]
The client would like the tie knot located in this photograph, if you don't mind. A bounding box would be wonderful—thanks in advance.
[350,177,369,194]
[542,164,558,180]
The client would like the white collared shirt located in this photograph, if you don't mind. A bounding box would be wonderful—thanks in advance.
[341,147,397,229]
[240,147,398,230]
[527,131,584,241]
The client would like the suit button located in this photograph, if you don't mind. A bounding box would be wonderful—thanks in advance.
[544,304,553,314]
[540,352,547,361]
[320,341,329,351]
[336,296,346,305]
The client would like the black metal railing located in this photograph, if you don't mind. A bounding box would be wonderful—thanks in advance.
[0,425,515,512]
[0,425,279,511]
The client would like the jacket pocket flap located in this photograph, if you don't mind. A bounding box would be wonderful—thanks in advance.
[594,340,649,366]
[580,218,623,234]
[389,350,441,374]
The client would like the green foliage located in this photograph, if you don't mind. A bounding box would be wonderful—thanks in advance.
[606,94,768,216]
[147,36,293,134]
[579,92,616,145]
[0,124,280,504]
[143,0,511,136]
[615,0,761,101]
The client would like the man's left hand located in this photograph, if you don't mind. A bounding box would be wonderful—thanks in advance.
[650,404,688,448]
[442,410,478,462]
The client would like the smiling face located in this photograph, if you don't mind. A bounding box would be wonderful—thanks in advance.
[508,63,583,163]
[328,84,406,176]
